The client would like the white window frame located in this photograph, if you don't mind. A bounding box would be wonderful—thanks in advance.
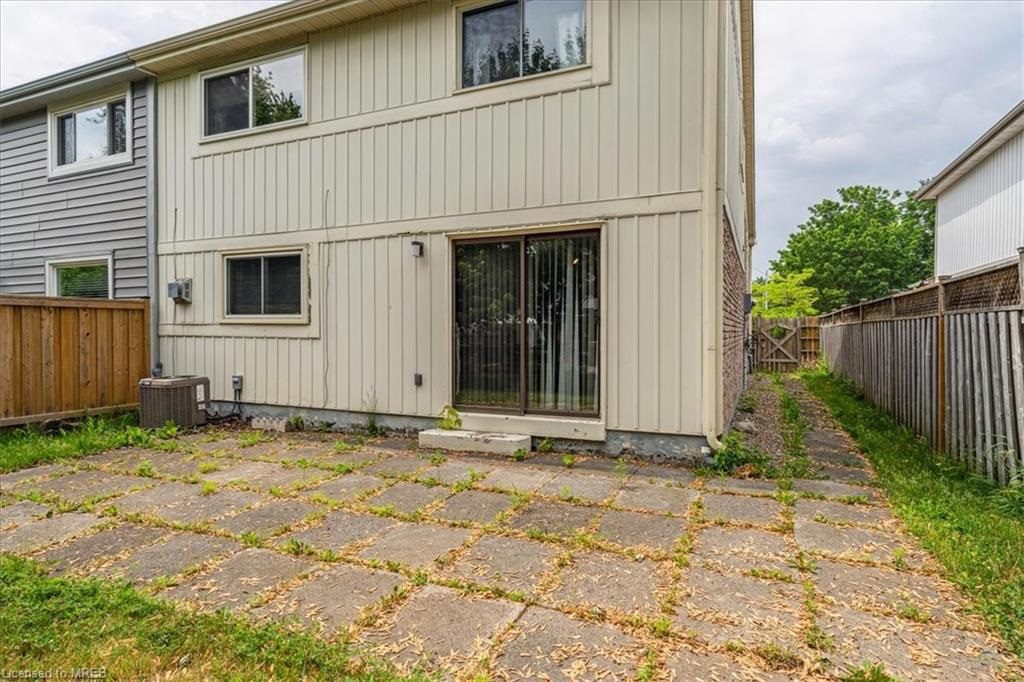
[44,254,114,299]
[199,46,309,143]
[453,0,593,94]
[47,86,133,179]
[218,246,309,324]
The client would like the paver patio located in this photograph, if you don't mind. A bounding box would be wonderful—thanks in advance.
[1,383,1019,680]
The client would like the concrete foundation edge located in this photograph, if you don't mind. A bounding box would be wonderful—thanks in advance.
[213,401,710,464]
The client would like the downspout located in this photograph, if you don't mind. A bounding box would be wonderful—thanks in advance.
[145,76,160,376]
[701,0,723,452]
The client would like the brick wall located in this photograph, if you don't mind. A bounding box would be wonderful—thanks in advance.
[722,213,748,426]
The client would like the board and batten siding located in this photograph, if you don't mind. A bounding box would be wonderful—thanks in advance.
[160,213,703,434]
[0,81,150,297]
[157,0,710,436]
[936,130,1024,277]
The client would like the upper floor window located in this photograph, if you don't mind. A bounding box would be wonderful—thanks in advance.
[203,50,305,138]
[49,89,131,176]
[461,0,586,89]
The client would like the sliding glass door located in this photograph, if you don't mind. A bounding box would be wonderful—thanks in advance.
[453,231,599,416]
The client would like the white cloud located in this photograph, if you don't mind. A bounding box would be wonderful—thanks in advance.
[0,0,285,89]
[754,0,1024,272]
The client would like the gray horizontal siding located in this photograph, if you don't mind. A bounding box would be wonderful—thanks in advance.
[0,79,150,297]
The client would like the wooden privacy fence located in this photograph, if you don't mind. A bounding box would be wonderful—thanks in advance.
[820,259,1024,485]
[0,296,150,427]
[752,316,820,371]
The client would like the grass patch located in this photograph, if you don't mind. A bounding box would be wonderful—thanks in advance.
[770,374,814,479]
[839,663,898,682]
[709,431,776,477]
[802,366,1024,658]
[0,413,152,473]
[0,555,420,681]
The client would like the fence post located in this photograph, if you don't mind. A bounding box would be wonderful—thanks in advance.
[936,279,947,454]
[858,300,866,387]
[889,294,896,415]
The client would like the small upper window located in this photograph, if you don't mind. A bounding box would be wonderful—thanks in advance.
[46,258,111,298]
[225,253,302,317]
[204,52,305,137]
[55,98,127,168]
[461,0,586,89]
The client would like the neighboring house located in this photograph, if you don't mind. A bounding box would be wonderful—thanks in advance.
[917,99,1024,277]
[0,57,154,300]
[123,0,754,458]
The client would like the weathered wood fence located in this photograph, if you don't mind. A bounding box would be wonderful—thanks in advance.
[752,316,820,371]
[0,296,150,427]
[820,259,1024,485]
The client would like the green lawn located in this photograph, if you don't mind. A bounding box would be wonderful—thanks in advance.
[0,413,157,473]
[801,366,1024,659]
[0,556,423,681]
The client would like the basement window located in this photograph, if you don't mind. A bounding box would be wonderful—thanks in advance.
[45,256,112,298]
[225,252,303,319]
[49,89,131,176]
[202,49,306,138]
[460,0,586,89]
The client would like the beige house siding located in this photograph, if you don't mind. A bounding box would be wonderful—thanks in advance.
[156,0,703,242]
[160,209,704,436]
[155,0,743,445]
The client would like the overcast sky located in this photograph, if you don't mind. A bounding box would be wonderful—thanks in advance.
[754,0,1023,274]
[2,0,1022,274]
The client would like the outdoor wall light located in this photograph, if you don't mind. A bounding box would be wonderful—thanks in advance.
[410,240,424,257]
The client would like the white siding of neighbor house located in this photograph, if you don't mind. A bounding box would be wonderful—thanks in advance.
[156,0,713,436]
[936,130,1024,276]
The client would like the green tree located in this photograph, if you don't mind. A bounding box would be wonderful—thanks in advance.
[752,270,819,318]
[252,66,302,127]
[770,185,935,312]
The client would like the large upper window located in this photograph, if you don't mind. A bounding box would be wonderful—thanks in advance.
[461,0,586,88]
[225,253,303,317]
[50,92,130,174]
[453,231,600,415]
[203,51,305,137]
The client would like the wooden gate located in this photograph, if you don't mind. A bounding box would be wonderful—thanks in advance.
[753,316,819,372]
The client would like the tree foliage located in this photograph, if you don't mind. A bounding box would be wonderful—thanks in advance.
[252,66,302,127]
[770,186,935,312]
[752,270,819,319]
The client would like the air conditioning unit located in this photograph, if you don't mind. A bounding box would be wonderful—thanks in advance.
[139,376,210,429]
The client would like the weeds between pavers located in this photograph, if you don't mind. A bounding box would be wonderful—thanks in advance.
[771,374,815,479]
[802,365,1024,659]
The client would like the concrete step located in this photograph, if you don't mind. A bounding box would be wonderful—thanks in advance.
[418,429,531,456]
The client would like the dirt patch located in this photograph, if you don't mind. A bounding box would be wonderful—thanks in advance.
[734,374,787,461]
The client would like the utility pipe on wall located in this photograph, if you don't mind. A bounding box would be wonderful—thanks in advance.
[145,76,159,375]
[700,0,724,451]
